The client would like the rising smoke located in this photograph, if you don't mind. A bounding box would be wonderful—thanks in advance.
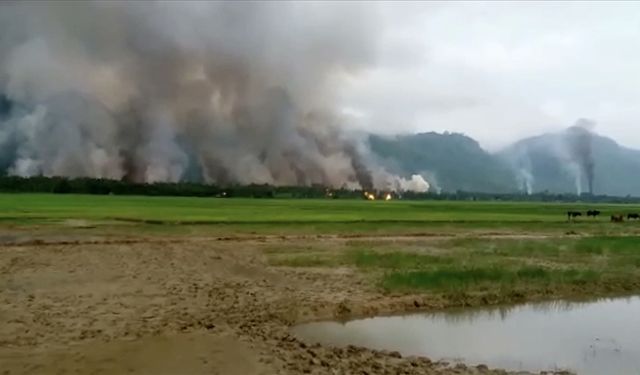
[517,168,534,195]
[564,119,596,195]
[512,147,534,195]
[0,2,425,192]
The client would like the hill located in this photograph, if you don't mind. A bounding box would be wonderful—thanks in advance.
[369,132,516,193]
[370,128,640,196]
[500,128,640,196]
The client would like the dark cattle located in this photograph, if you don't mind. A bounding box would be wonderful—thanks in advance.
[611,214,625,223]
[587,210,601,218]
[567,211,582,221]
[628,213,640,220]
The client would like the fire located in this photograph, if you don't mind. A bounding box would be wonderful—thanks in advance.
[364,192,393,201]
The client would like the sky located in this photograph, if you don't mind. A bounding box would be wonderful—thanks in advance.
[338,1,640,151]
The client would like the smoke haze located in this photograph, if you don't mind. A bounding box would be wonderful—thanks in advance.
[564,119,596,195]
[0,2,421,191]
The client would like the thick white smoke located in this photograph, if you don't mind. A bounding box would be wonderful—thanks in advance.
[372,171,430,193]
[396,174,430,193]
[0,2,420,191]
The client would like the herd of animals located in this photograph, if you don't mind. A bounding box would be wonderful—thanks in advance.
[567,210,640,222]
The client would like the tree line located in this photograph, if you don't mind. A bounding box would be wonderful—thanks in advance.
[0,176,639,203]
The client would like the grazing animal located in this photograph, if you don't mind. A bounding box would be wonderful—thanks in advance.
[627,213,640,220]
[567,211,582,221]
[611,214,625,223]
[587,210,601,218]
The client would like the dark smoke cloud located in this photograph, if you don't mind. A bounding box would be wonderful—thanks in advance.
[565,118,595,194]
[0,1,424,191]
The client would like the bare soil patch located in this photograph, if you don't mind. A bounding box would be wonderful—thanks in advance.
[1,235,574,374]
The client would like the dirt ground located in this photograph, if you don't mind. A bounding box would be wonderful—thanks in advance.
[0,233,568,375]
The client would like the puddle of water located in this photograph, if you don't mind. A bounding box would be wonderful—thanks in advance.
[292,297,640,374]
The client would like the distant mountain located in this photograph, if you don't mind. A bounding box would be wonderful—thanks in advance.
[369,132,516,193]
[500,128,640,197]
[370,128,640,196]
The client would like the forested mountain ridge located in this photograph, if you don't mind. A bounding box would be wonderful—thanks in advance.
[369,132,515,193]
[500,130,640,196]
[370,129,640,196]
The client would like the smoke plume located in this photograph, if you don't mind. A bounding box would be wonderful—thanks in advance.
[517,168,534,195]
[0,2,418,190]
[564,119,595,195]
[397,174,430,193]
[511,146,534,195]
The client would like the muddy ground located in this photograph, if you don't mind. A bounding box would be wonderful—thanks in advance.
[1,233,570,375]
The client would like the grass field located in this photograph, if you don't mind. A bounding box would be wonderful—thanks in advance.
[267,235,640,297]
[3,193,640,374]
[3,193,640,299]
[2,193,640,226]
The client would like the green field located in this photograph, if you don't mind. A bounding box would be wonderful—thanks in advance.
[3,193,640,299]
[267,235,640,298]
[1,193,639,225]
[4,193,640,239]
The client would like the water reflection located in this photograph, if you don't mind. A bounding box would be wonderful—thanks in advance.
[292,296,640,375]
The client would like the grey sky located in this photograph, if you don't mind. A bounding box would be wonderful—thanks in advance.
[339,1,640,151]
